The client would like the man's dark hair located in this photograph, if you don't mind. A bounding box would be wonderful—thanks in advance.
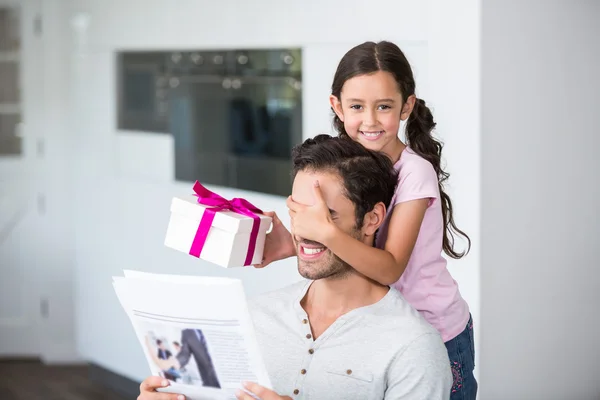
[291,134,398,227]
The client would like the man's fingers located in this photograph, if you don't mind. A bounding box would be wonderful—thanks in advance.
[140,376,168,392]
[138,392,184,400]
[156,394,185,400]
[270,212,281,225]
[138,377,185,400]
[243,381,270,398]
[267,212,281,234]
[252,258,269,269]
[235,389,255,400]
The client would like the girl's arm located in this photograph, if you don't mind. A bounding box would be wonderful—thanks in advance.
[324,199,429,285]
[287,183,429,285]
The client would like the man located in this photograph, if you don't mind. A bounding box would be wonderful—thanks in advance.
[156,340,172,360]
[139,135,451,399]
[172,341,181,354]
[175,329,221,388]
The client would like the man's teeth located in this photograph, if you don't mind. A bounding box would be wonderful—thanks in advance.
[303,247,325,255]
[362,131,383,137]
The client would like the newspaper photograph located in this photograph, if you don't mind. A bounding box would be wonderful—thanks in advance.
[113,270,271,400]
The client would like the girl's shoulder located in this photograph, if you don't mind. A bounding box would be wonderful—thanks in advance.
[396,147,437,183]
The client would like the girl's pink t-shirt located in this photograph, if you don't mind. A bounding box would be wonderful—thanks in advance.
[375,147,470,342]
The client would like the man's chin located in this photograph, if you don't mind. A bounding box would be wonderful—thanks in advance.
[299,268,352,281]
[298,265,322,280]
[298,262,329,281]
[298,261,351,281]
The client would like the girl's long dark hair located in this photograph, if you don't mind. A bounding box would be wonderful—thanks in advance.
[331,40,471,258]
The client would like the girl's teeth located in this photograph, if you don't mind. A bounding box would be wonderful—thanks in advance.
[362,131,382,137]
[303,247,324,255]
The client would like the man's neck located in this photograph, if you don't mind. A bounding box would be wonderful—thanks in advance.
[301,272,389,324]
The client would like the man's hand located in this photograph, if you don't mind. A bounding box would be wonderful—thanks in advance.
[138,376,184,400]
[252,211,295,268]
[286,180,336,245]
[235,381,292,400]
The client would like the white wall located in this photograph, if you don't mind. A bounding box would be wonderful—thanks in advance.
[481,1,600,399]
[30,0,480,384]
[0,0,80,363]
[34,0,81,363]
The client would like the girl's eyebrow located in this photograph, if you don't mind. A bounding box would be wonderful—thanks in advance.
[347,98,396,103]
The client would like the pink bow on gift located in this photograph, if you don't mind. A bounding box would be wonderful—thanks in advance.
[190,181,263,266]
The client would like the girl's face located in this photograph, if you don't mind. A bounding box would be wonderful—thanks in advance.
[331,70,415,157]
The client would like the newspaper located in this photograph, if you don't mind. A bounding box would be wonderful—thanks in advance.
[112,270,272,400]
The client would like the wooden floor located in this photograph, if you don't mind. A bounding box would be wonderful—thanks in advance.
[0,360,130,400]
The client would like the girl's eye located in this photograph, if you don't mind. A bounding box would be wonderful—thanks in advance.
[350,105,362,110]
[378,105,391,110]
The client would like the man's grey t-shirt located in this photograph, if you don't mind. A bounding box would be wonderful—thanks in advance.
[248,280,452,400]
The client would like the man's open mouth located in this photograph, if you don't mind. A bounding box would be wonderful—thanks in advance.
[299,242,326,258]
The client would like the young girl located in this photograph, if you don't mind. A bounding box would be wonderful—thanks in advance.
[256,41,476,399]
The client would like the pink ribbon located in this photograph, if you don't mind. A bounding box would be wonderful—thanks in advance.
[189,181,263,266]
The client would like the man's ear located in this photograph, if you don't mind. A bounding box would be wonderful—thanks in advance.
[329,95,344,122]
[362,202,387,237]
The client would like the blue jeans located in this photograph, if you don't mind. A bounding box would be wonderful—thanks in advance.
[445,315,478,400]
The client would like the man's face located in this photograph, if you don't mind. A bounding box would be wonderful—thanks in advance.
[291,169,363,280]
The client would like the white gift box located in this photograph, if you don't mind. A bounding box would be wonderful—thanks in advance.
[164,194,272,268]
